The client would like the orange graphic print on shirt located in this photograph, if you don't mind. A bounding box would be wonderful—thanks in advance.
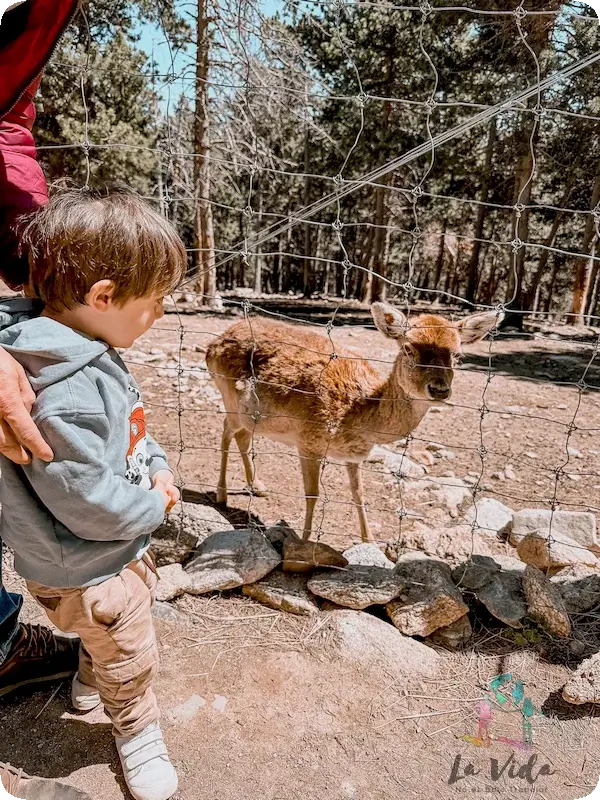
[125,399,151,489]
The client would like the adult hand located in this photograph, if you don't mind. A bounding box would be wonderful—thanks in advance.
[0,347,53,463]
[152,469,180,512]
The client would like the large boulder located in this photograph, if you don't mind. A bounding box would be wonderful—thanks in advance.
[510,509,597,550]
[464,498,514,539]
[156,563,192,602]
[394,523,494,562]
[242,570,319,616]
[343,543,395,569]
[563,651,600,705]
[552,564,600,614]
[516,531,599,570]
[368,446,426,479]
[152,502,231,565]
[282,538,348,573]
[386,560,469,637]
[523,565,571,638]
[322,609,439,676]
[184,528,281,593]
[308,566,404,610]
[428,615,473,650]
[477,573,527,628]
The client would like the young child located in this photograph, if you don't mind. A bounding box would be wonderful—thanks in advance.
[0,188,186,800]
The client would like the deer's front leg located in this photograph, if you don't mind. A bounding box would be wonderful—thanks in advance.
[299,452,321,540]
[346,461,372,542]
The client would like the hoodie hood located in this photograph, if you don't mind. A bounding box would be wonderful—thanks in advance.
[0,299,108,391]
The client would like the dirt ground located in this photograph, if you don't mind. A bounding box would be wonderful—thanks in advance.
[3,298,600,799]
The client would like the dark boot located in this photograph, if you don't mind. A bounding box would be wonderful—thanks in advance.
[0,624,78,698]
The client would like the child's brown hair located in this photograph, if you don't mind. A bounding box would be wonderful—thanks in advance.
[19,187,187,309]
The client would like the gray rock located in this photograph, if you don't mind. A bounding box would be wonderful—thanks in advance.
[395,523,494,562]
[184,528,281,593]
[387,560,469,637]
[478,573,527,628]
[36,782,92,800]
[428,615,473,650]
[264,519,300,556]
[282,538,348,573]
[452,555,501,590]
[523,565,571,638]
[368,446,426,479]
[464,498,514,539]
[563,651,600,704]
[156,563,192,602]
[322,610,439,677]
[516,531,599,570]
[428,477,472,516]
[242,570,319,616]
[343,543,395,569]
[152,502,231,565]
[510,509,597,550]
[152,600,188,623]
[552,564,600,614]
[307,566,405,610]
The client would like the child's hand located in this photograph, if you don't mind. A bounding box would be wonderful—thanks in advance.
[152,470,180,512]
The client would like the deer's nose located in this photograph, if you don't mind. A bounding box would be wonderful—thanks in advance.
[427,384,451,401]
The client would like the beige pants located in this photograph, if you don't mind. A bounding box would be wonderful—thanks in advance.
[27,553,159,737]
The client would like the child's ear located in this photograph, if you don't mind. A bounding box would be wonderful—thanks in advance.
[86,280,117,312]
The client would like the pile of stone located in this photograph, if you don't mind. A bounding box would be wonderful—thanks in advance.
[152,502,600,680]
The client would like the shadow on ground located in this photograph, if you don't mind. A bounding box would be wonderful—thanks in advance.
[0,685,120,787]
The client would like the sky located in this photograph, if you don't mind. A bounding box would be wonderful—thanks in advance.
[137,0,284,106]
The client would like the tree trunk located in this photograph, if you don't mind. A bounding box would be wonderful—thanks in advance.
[523,174,574,310]
[302,126,314,298]
[505,98,540,315]
[192,0,216,304]
[569,165,600,323]
[586,237,600,325]
[432,218,447,288]
[465,118,496,305]
[254,184,263,294]
[369,182,389,302]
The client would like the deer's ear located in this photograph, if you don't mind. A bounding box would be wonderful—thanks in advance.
[371,302,408,340]
[457,310,503,345]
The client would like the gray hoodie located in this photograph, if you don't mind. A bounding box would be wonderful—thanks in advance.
[0,298,169,588]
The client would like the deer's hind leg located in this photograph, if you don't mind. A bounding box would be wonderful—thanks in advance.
[216,416,234,504]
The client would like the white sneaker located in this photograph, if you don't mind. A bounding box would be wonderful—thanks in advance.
[115,722,178,800]
[71,672,102,712]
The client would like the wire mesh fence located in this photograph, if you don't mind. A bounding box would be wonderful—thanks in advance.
[26,0,600,646]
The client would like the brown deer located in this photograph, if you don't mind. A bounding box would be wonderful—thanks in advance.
[206,303,500,542]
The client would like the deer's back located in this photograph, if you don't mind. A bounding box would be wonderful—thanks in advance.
[206,319,382,433]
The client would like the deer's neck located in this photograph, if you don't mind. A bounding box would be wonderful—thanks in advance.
[366,371,431,442]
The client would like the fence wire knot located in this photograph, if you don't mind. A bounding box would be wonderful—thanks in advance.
[514,4,528,19]
[511,237,524,252]
[411,185,424,200]
[332,218,344,231]
[356,92,368,108]
[243,205,253,218]
[333,173,344,186]
[419,0,432,16]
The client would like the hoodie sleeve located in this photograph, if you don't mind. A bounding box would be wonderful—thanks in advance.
[146,431,172,480]
[23,411,166,541]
